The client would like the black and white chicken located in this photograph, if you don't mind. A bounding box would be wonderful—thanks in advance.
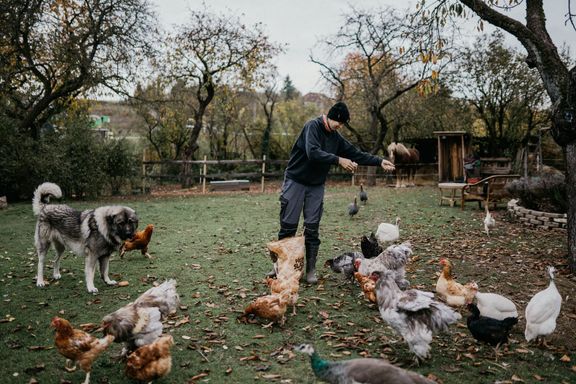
[360,232,382,259]
[324,251,364,281]
[374,270,461,361]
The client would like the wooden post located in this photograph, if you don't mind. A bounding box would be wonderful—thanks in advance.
[202,155,207,194]
[261,155,266,193]
[351,171,355,186]
[142,150,146,194]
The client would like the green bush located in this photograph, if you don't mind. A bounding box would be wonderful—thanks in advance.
[506,169,567,213]
[0,114,140,201]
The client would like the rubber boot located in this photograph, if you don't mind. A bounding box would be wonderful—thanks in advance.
[305,243,319,284]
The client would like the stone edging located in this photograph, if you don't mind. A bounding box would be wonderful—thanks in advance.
[507,199,567,230]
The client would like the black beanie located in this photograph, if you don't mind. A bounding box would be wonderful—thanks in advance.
[327,102,350,123]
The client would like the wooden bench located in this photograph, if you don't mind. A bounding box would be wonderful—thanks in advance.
[461,174,521,210]
[209,179,250,192]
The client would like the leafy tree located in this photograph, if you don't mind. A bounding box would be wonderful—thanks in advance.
[161,6,283,185]
[0,0,157,138]
[418,0,576,272]
[282,76,299,100]
[450,31,549,156]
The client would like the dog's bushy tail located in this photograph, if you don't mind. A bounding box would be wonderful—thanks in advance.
[32,182,62,215]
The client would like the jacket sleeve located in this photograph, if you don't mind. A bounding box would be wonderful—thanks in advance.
[337,134,383,166]
[304,121,339,164]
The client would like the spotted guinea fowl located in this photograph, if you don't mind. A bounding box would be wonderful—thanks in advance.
[348,197,359,218]
[466,303,518,346]
[360,232,382,258]
[359,184,368,205]
[525,266,562,345]
[324,251,364,281]
[294,343,434,384]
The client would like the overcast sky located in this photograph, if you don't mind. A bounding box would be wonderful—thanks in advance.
[150,0,575,95]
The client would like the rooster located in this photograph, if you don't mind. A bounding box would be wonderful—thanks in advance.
[355,241,412,289]
[374,270,461,361]
[101,279,180,353]
[51,317,115,384]
[125,334,174,382]
[436,258,476,306]
[360,232,382,258]
[120,224,154,259]
[324,251,364,281]
[525,266,562,346]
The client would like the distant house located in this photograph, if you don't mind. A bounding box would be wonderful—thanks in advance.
[90,114,114,139]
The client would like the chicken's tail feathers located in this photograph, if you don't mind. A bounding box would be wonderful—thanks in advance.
[32,182,62,215]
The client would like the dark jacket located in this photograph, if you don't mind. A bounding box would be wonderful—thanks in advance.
[285,116,383,186]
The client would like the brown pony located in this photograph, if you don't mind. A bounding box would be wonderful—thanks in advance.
[387,142,420,188]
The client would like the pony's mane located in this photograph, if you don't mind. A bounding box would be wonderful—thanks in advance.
[387,142,411,157]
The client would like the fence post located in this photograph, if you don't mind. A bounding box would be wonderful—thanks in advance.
[261,155,266,193]
[142,150,147,194]
[351,171,355,186]
[202,155,207,194]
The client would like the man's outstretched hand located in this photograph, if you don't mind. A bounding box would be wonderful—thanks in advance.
[338,157,358,172]
[381,159,395,173]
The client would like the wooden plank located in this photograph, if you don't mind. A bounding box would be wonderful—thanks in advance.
[209,180,250,191]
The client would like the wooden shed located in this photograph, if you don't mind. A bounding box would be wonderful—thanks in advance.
[434,131,469,183]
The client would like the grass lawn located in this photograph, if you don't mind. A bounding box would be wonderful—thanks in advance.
[0,183,574,383]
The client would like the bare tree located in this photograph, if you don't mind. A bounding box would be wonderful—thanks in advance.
[162,7,282,185]
[311,6,441,155]
[0,0,157,138]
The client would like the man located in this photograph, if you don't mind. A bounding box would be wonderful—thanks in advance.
[272,101,395,283]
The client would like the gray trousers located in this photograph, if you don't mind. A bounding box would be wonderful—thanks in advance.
[278,178,324,272]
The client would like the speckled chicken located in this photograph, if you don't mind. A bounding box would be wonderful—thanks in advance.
[51,317,115,384]
[125,334,174,382]
[101,279,180,353]
[374,270,461,361]
[294,343,435,384]
[355,241,412,289]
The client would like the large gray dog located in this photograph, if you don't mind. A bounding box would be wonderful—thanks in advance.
[33,182,138,293]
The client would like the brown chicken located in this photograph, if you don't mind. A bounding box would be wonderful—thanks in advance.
[354,271,378,303]
[436,258,476,306]
[51,317,115,384]
[101,279,180,353]
[120,224,154,259]
[266,275,300,315]
[267,236,305,280]
[125,334,174,383]
[241,290,290,326]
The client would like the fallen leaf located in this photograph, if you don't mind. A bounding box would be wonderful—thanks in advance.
[117,281,129,287]
[261,374,281,379]
[560,355,571,362]
[511,374,524,382]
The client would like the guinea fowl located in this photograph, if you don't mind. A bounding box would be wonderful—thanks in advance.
[360,232,382,258]
[525,266,562,345]
[375,217,400,244]
[324,251,364,281]
[348,197,359,218]
[467,303,518,346]
[294,343,435,384]
[466,282,518,320]
[359,184,368,205]
[374,269,461,361]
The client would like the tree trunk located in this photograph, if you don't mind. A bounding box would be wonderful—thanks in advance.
[566,142,576,272]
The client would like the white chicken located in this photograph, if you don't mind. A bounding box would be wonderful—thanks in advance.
[466,282,518,320]
[355,241,412,289]
[374,269,461,361]
[525,266,562,344]
[483,207,495,236]
[375,217,400,244]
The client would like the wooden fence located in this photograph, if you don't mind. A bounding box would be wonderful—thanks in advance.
[141,156,438,194]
